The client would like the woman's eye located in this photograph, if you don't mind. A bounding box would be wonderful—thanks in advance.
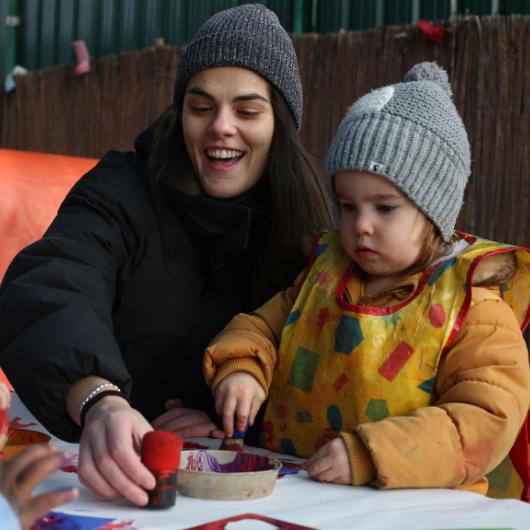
[339,203,356,212]
[377,204,397,213]
[238,109,259,118]
[191,105,211,113]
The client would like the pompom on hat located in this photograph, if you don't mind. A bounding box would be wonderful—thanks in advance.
[173,3,303,129]
[326,62,471,242]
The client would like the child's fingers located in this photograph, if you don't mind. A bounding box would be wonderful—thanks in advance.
[18,487,79,530]
[1,445,55,497]
[235,397,252,433]
[14,451,69,500]
[303,450,331,478]
[249,397,263,426]
[222,396,237,437]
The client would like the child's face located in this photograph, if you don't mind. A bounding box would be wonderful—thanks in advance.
[335,171,428,280]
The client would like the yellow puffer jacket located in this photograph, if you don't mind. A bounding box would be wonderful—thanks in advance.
[204,248,530,496]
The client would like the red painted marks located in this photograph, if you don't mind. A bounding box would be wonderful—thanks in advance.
[278,404,287,420]
[314,271,330,285]
[428,303,446,328]
[8,417,36,429]
[262,420,274,446]
[314,428,336,451]
[378,341,414,382]
[333,373,348,392]
[316,307,330,328]
[183,441,209,450]
[0,408,7,437]
[60,465,79,474]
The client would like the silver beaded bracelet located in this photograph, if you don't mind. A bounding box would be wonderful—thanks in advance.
[79,382,121,416]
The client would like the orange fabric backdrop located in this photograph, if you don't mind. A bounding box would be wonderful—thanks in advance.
[0,149,97,390]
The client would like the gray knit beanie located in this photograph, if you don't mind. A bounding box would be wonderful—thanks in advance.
[174,3,302,129]
[326,62,471,241]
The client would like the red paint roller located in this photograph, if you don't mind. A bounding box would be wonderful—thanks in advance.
[141,430,183,509]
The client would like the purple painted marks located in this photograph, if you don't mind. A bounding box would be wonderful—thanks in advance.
[184,451,276,473]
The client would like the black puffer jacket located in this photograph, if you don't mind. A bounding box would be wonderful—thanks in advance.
[0,132,270,441]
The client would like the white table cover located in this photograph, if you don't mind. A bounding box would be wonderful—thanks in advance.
[8,393,530,530]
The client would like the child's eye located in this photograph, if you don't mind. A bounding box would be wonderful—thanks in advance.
[339,202,356,212]
[377,204,397,213]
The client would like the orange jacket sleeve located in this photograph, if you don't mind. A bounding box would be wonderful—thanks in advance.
[203,280,299,394]
[344,287,530,491]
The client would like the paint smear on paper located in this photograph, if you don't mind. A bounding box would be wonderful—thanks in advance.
[31,511,114,530]
[9,416,37,429]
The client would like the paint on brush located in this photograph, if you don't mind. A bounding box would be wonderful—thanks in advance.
[220,417,248,452]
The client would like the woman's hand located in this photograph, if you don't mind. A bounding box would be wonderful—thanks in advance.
[0,445,79,530]
[303,438,352,485]
[214,372,265,436]
[152,399,224,439]
[78,396,155,506]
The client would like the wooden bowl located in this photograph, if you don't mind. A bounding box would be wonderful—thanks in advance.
[2,428,51,461]
[177,450,281,500]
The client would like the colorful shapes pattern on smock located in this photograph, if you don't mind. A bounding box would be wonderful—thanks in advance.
[263,230,530,501]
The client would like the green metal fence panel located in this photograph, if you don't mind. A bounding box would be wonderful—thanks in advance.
[501,0,530,12]
[3,0,529,78]
[421,0,451,20]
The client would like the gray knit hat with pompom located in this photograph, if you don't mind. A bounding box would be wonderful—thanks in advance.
[326,62,471,241]
[174,3,302,129]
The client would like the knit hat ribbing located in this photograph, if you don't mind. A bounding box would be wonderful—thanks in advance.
[326,62,471,242]
[174,4,303,129]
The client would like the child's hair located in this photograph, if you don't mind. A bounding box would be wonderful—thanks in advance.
[414,219,448,271]
[326,62,471,243]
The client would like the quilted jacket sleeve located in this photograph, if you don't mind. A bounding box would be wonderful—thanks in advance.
[341,287,530,489]
[0,153,141,441]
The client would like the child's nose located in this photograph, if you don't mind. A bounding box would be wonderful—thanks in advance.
[353,212,373,235]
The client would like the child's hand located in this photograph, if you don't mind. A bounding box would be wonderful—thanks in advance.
[303,438,352,485]
[0,444,79,530]
[215,372,265,437]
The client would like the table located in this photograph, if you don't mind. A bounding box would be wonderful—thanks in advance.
[9,393,530,530]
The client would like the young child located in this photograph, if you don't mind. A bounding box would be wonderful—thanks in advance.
[203,62,530,499]
[0,382,79,530]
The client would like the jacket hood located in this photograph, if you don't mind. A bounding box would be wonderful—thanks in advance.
[472,252,517,287]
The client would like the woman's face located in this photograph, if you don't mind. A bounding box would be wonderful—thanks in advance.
[182,66,275,199]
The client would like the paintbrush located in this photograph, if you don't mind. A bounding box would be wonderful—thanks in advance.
[220,417,248,452]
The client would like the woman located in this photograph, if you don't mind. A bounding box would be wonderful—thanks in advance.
[0,4,333,507]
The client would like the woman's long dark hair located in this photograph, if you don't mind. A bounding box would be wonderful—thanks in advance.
[147,86,334,307]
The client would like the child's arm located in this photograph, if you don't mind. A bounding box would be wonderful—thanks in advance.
[310,290,529,489]
[204,283,298,396]
[204,280,299,435]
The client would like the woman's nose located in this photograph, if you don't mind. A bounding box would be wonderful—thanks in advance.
[209,107,236,136]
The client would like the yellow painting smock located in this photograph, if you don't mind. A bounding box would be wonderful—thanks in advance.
[262,231,530,499]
